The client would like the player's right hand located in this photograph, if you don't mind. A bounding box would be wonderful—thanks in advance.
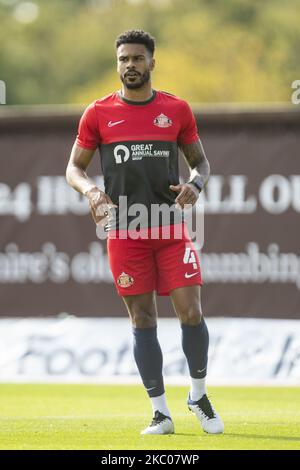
[84,187,118,225]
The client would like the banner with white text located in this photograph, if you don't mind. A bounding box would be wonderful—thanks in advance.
[0,317,299,385]
[0,107,299,318]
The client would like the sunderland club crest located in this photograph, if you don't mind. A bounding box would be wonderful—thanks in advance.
[117,272,134,288]
[154,113,173,128]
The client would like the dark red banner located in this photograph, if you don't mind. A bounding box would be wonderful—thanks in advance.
[0,106,299,318]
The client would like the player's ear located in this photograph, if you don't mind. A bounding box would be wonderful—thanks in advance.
[150,57,155,71]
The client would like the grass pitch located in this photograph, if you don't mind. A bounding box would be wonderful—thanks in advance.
[0,384,300,450]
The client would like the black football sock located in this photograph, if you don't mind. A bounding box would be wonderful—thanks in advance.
[181,318,209,379]
[132,326,165,398]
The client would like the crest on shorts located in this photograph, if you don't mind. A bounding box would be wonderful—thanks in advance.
[154,113,173,128]
[117,272,134,288]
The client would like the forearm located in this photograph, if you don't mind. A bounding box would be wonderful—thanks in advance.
[66,164,97,196]
[180,139,210,190]
[189,153,210,189]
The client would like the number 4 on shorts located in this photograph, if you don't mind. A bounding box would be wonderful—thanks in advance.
[183,246,197,269]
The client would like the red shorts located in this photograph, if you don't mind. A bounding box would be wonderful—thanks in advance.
[107,223,203,297]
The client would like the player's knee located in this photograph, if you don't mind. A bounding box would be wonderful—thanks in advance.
[130,308,157,328]
[180,306,202,326]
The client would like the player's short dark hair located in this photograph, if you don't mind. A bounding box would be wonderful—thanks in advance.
[115,30,155,56]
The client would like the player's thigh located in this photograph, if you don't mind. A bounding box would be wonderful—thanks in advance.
[170,284,203,325]
[107,236,156,296]
[122,291,158,328]
[154,227,202,296]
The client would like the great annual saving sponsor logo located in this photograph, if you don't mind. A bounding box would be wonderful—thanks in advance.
[113,143,170,163]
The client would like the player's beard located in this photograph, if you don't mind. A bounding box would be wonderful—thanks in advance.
[121,69,151,90]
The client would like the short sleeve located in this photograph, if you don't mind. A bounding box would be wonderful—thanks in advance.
[76,102,100,150]
[177,101,199,145]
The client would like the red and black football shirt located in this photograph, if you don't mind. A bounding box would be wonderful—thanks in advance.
[76,90,199,229]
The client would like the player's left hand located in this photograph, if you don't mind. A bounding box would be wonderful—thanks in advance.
[169,183,200,209]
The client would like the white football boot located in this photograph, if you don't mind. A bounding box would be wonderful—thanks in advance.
[188,393,224,434]
[141,410,174,435]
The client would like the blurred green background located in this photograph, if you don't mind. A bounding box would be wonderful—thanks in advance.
[0,0,299,105]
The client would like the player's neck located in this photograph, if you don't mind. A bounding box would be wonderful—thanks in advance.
[120,84,154,102]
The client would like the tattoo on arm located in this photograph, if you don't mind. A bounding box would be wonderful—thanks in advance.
[180,139,210,188]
